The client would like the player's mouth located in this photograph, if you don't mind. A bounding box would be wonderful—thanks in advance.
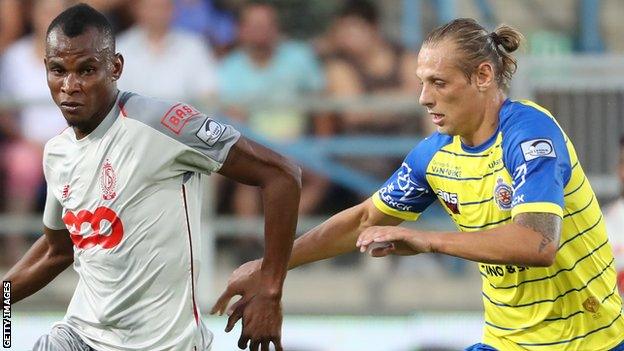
[60,101,84,113]
[430,113,445,126]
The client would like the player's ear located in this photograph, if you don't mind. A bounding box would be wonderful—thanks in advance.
[474,61,495,92]
[111,53,124,81]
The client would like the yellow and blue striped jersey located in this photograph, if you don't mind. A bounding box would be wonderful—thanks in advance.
[373,99,624,350]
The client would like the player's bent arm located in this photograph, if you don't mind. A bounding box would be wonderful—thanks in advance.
[431,212,561,267]
[1,226,74,303]
[289,198,403,269]
[218,136,301,297]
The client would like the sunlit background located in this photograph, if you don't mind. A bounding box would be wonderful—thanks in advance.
[1,0,623,350]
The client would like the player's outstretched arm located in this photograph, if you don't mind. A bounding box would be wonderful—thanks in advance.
[1,226,74,303]
[211,198,402,316]
[217,136,301,351]
[357,212,562,267]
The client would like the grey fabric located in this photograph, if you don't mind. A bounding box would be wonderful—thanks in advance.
[119,91,240,168]
[32,325,94,351]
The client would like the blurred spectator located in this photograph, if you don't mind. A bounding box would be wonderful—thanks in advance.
[324,0,426,136]
[0,0,67,264]
[218,1,329,262]
[116,0,218,101]
[72,0,134,33]
[171,0,237,57]
[317,0,429,197]
[605,135,624,298]
[0,0,26,53]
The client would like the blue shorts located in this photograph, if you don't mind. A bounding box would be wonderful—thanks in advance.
[465,340,624,351]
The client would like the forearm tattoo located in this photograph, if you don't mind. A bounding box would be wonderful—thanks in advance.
[514,213,562,253]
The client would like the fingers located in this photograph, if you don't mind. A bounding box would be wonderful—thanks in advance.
[210,286,237,316]
[273,338,284,351]
[369,242,396,257]
[238,332,249,350]
[357,226,401,252]
[261,341,270,351]
[226,298,247,332]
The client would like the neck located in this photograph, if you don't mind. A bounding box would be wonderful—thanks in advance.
[248,45,274,67]
[460,90,506,146]
[73,90,118,139]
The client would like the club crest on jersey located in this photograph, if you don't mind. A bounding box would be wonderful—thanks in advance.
[196,118,226,147]
[494,177,513,210]
[100,159,117,200]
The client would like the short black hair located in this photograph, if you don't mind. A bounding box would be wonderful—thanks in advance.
[47,3,115,51]
[338,0,379,25]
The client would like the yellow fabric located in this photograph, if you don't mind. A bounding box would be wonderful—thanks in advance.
[511,202,563,218]
[372,193,421,221]
[375,99,624,349]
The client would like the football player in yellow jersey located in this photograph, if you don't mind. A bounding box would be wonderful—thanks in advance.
[213,18,624,351]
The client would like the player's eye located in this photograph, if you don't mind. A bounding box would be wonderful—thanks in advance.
[50,67,65,76]
[81,67,96,75]
[433,80,446,88]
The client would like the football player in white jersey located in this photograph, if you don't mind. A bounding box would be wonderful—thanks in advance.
[1,4,299,351]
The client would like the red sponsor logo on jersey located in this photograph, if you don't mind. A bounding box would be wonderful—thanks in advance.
[63,206,124,249]
[62,184,70,200]
[160,103,201,134]
[101,160,117,200]
[436,189,460,214]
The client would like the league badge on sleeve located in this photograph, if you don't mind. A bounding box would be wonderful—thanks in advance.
[520,139,556,161]
[196,118,226,147]
[494,177,513,211]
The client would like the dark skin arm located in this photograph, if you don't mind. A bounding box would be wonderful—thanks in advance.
[217,136,301,351]
[210,199,402,317]
[357,212,562,267]
[1,226,74,303]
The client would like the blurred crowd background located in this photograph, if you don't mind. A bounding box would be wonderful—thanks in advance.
[1,0,624,349]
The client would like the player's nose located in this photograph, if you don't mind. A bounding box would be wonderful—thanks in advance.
[61,73,81,94]
[418,84,434,108]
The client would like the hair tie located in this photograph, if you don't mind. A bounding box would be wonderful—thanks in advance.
[489,32,501,46]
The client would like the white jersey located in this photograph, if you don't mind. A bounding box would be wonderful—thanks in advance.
[42,91,240,350]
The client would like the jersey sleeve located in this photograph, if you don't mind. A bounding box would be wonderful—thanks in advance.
[372,136,443,221]
[502,104,572,219]
[121,92,241,173]
[41,146,66,230]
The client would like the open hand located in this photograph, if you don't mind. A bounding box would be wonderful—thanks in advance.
[211,259,284,350]
[356,226,433,257]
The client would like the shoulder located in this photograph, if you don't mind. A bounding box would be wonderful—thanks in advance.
[500,99,566,153]
[277,41,318,63]
[219,50,246,68]
[120,91,202,134]
[405,132,453,168]
[500,99,562,137]
[43,129,72,167]
[170,29,212,52]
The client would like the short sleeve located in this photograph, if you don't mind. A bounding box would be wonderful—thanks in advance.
[121,93,241,173]
[372,135,447,221]
[41,151,66,230]
[43,185,65,230]
[502,104,572,219]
